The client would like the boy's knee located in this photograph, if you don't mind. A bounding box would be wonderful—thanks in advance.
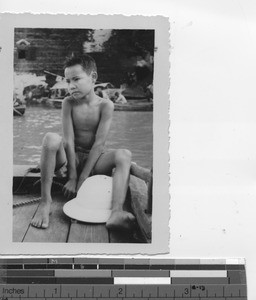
[115,149,132,166]
[43,132,62,151]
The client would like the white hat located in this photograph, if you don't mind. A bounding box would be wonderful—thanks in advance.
[63,175,113,223]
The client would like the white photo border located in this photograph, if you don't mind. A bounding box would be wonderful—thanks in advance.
[0,13,170,255]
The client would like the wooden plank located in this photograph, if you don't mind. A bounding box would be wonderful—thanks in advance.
[23,194,70,243]
[109,229,133,243]
[109,226,145,244]
[13,195,39,242]
[13,165,66,195]
[129,175,152,243]
[13,165,39,177]
[13,165,40,195]
[14,164,152,181]
[68,221,109,243]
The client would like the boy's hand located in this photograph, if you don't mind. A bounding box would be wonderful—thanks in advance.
[76,177,87,192]
[63,179,77,199]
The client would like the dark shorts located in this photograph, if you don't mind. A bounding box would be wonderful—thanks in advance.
[54,146,105,178]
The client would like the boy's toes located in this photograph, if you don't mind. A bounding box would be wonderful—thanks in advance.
[41,220,49,229]
[30,219,37,227]
[106,211,136,231]
[31,220,39,228]
[31,217,49,229]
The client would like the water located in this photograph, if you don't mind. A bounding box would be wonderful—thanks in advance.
[13,106,153,169]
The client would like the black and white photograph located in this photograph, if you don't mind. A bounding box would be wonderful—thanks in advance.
[0,14,170,254]
[13,27,154,244]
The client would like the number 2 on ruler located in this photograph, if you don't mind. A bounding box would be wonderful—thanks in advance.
[118,288,124,296]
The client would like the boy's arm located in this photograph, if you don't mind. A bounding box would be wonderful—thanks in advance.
[62,98,77,198]
[76,100,114,191]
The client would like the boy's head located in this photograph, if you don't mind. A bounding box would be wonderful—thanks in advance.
[64,54,98,99]
[64,54,97,75]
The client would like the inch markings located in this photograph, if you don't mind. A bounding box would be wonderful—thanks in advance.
[0,258,247,299]
[0,284,247,299]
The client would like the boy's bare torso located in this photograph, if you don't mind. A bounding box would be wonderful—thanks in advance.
[67,96,105,151]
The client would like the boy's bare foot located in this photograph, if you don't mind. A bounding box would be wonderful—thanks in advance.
[106,210,136,231]
[31,200,52,229]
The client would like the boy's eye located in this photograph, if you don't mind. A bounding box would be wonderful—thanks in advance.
[66,78,79,84]
[66,76,83,84]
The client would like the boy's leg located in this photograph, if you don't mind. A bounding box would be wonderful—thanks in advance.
[31,133,66,229]
[93,149,136,230]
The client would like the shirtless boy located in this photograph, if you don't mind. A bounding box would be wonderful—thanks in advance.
[31,54,135,230]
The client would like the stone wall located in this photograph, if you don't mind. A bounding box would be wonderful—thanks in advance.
[14,28,126,87]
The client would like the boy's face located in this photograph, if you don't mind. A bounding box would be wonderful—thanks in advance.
[65,64,96,99]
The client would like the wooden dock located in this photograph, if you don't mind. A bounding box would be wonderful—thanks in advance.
[13,164,152,244]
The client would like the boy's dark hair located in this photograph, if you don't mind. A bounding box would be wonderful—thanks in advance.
[64,54,97,74]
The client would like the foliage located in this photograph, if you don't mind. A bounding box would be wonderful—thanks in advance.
[103,30,155,58]
[102,30,154,87]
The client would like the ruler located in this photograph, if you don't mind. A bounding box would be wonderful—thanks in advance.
[0,258,247,299]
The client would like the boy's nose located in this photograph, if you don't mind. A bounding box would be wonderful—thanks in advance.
[68,82,76,90]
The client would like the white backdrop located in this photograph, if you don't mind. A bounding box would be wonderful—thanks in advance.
[1,0,256,298]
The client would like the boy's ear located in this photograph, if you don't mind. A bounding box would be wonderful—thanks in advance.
[91,71,98,83]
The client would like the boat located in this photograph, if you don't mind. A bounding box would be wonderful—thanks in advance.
[47,98,63,109]
[13,94,26,116]
[13,163,152,243]
[122,86,149,100]
[13,104,26,116]
[114,102,153,111]
[94,83,148,100]
[47,79,69,108]
[48,99,153,111]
